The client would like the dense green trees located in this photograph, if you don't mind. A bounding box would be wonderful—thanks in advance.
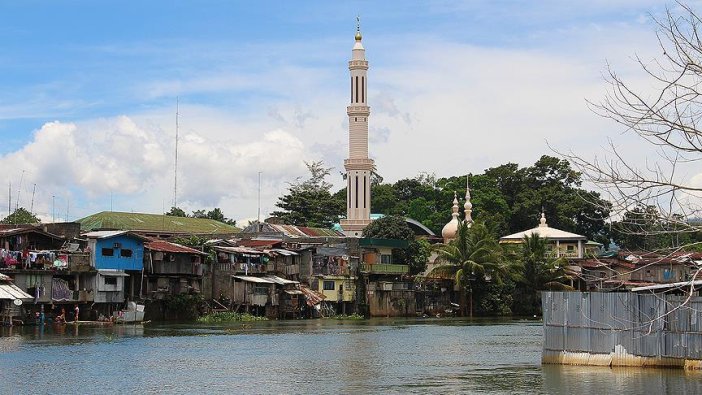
[511,234,573,315]
[430,222,514,316]
[166,206,236,226]
[269,156,611,244]
[369,155,611,242]
[362,215,431,275]
[1,207,40,224]
[610,205,697,251]
[271,161,345,228]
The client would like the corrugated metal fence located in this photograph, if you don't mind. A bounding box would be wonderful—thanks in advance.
[542,291,702,361]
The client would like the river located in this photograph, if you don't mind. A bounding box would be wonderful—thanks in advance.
[0,318,700,394]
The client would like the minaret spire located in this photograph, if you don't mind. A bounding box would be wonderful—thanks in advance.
[340,18,374,237]
[464,176,473,226]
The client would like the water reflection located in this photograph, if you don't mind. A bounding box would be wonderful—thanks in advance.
[0,319,700,394]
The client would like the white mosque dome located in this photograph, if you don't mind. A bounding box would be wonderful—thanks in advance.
[442,193,461,242]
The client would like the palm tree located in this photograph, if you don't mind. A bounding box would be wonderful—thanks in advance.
[429,221,509,316]
[514,233,573,315]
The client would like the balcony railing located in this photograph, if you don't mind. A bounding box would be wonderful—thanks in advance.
[361,263,409,275]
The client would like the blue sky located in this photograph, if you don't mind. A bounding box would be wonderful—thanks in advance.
[0,1,682,224]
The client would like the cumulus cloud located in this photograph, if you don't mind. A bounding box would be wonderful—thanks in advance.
[0,115,309,222]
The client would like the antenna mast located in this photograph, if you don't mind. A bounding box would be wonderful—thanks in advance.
[174,97,179,208]
[16,169,25,210]
[30,184,36,213]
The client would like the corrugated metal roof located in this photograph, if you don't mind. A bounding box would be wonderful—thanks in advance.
[83,230,130,239]
[236,239,282,248]
[214,246,268,255]
[77,211,241,234]
[299,285,325,305]
[0,283,33,300]
[232,276,274,284]
[270,248,298,256]
[0,226,65,242]
[631,280,702,292]
[145,240,207,255]
[98,270,130,277]
[264,275,299,285]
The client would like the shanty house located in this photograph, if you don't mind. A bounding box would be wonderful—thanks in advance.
[0,273,33,325]
[84,231,146,271]
[143,239,207,299]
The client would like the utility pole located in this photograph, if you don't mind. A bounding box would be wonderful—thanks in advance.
[15,169,24,211]
[257,171,262,231]
[174,97,179,209]
[30,184,36,214]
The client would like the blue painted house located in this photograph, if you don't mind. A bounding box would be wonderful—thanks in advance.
[84,231,146,270]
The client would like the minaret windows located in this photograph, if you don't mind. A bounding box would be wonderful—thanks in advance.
[364,175,367,208]
[355,176,359,208]
[350,77,353,102]
[362,76,365,103]
[355,76,359,103]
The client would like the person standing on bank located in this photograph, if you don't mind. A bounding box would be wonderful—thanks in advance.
[74,304,79,323]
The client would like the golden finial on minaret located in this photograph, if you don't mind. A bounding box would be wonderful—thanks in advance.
[355,15,362,41]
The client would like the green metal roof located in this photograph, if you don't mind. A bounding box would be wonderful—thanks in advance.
[77,211,240,234]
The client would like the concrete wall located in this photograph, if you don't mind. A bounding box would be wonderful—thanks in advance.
[368,289,416,317]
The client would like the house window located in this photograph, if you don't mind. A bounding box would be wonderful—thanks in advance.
[254,286,268,295]
[323,281,335,290]
[380,255,392,264]
[567,245,575,251]
[104,277,117,285]
[120,249,133,258]
[101,248,114,257]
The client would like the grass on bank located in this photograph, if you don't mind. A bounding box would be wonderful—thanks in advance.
[330,313,365,320]
[197,312,268,323]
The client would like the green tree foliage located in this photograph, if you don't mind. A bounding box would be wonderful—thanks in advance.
[430,222,513,315]
[362,215,414,240]
[367,156,611,242]
[1,207,40,224]
[204,208,236,226]
[165,206,187,217]
[361,215,430,275]
[166,207,236,226]
[271,161,344,228]
[610,205,694,251]
[511,234,573,315]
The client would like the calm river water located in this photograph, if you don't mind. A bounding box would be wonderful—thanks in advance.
[1,318,700,394]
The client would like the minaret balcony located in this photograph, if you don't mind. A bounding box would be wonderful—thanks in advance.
[344,158,374,170]
[348,60,368,70]
[347,106,370,115]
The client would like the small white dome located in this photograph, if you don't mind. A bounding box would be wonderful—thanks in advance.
[442,217,460,241]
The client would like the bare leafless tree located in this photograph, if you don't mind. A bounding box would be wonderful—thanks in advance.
[562,2,702,254]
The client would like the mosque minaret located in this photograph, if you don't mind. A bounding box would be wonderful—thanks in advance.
[442,176,474,243]
[340,19,374,237]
